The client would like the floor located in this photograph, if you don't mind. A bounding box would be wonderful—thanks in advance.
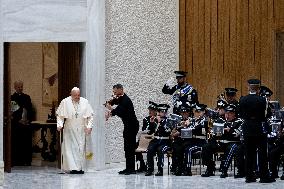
[2,162,284,189]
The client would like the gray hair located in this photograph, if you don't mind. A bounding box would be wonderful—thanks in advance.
[71,87,80,93]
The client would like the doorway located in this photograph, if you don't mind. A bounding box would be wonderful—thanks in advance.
[4,42,82,172]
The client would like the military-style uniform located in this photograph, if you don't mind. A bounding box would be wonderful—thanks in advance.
[267,116,284,178]
[172,104,208,176]
[239,79,275,183]
[136,115,158,172]
[219,117,244,178]
[202,104,244,177]
[145,104,172,176]
[162,71,198,114]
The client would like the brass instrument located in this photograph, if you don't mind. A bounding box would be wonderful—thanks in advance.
[217,92,228,103]
[207,118,214,140]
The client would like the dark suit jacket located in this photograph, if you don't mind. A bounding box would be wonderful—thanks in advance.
[111,94,139,137]
[239,93,267,136]
[11,92,33,123]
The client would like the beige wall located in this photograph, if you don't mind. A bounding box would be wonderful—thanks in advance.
[10,42,58,121]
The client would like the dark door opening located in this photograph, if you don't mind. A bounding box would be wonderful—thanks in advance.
[3,42,82,172]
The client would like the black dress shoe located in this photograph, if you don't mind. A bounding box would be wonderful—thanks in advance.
[259,177,276,183]
[155,170,163,176]
[234,172,245,178]
[281,174,284,180]
[245,177,256,183]
[70,170,83,174]
[182,170,192,176]
[124,170,136,175]
[201,170,214,177]
[118,169,128,174]
[136,166,146,173]
[220,172,228,178]
[145,171,153,176]
[78,170,84,174]
[270,172,279,179]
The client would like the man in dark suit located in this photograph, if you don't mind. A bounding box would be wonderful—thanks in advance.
[105,84,139,175]
[239,79,275,183]
[11,80,33,166]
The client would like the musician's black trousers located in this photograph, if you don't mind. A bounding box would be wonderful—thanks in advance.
[201,139,220,171]
[269,142,284,175]
[220,142,245,174]
[146,139,170,171]
[124,134,137,171]
[244,135,270,179]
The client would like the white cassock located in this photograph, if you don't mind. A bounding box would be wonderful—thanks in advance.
[56,96,94,171]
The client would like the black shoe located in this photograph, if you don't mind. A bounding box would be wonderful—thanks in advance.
[234,172,245,178]
[155,170,163,176]
[201,170,214,177]
[145,170,153,176]
[118,169,128,174]
[245,178,256,183]
[70,170,83,174]
[220,171,228,178]
[183,171,192,176]
[280,174,284,180]
[78,170,84,174]
[270,172,279,179]
[137,164,146,173]
[124,170,136,175]
[259,177,276,183]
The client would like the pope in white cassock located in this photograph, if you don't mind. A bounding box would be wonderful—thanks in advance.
[56,87,94,174]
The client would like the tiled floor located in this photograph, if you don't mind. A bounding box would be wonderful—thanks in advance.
[2,163,284,189]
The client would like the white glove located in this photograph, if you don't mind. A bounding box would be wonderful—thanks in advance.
[165,77,175,88]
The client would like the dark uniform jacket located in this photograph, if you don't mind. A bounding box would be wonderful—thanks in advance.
[154,118,171,138]
[162,83,198,113]
[142,116,158,135]
[222,118,243,141]
[239,94,267,136]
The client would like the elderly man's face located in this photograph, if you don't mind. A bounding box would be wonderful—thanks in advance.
[71,90,80,102]
[14,82,23,94]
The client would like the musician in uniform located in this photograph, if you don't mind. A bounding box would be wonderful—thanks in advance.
[225,88,239,105]
[267,113,284,179]
[162,71,198,114]
[218,104,244,178]
[136,101,158,172]
[200,99,229,177]
[216,99,228,120]
[239,79,275,183]
[145,104,171,176]
[225,88,240,116]
[182,104,208,176]
[170,101,192,175]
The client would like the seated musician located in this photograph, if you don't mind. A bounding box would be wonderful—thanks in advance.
[136,101,158,172]
[267,114,284,179]
[145,103,171,176]
[170,101,192,175]
[182,103,208,176]
[263,86,284,179]
[201,104,243,177]
[219,104,244,178]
